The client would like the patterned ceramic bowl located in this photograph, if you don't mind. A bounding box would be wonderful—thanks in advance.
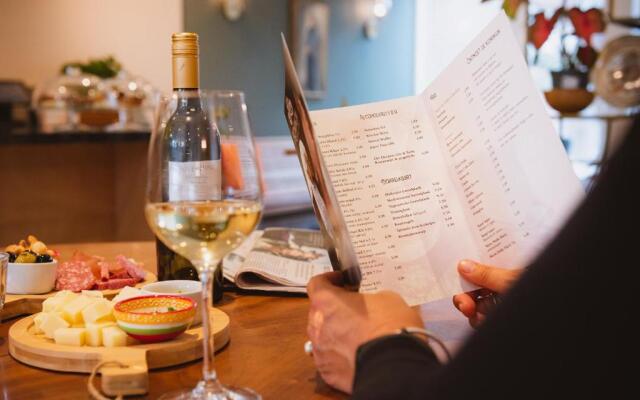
[113,295,196,343]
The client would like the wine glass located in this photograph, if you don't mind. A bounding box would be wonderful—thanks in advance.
[146,90,263,400]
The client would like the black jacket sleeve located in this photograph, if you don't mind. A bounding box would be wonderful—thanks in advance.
[352,117,639,400]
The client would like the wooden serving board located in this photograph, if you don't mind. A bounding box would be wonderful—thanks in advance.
[0,272,157,321]
[9,307,230,396]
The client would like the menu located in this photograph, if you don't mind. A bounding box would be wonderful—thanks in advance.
[283,13,584,306]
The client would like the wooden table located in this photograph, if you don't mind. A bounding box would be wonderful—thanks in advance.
[0,242,470,399]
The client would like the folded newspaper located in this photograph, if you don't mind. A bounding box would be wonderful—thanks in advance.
[222,228,333,293]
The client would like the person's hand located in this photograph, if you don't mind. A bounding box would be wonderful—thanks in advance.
[453,260,523,328]
[307,272,424,393]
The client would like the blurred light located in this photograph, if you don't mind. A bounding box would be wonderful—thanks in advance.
[365,0,393,40]
[128,82,138,91]
[374,3,388,17]
[81,78,91,87]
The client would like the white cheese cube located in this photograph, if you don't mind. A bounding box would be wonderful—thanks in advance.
[42,298,61,313]
[42,292,78,313]
[61,296,98,325]
[81,290,104,298]
[54,328,86,346]
[102,326,128,347]
[33,312,47,334]
[85,321,117,347]
[54,290,73,298]
[110,286,150,305]
[39,313,70,339]
[81,299,113,324]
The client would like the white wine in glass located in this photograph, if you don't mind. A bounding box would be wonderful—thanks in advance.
[146,200,262,266]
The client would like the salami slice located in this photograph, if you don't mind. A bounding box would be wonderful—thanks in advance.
[55,261,96,292]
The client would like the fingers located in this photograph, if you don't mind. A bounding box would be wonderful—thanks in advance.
[452,293,476,318]
[307,271,344,296]
[469,313,486,329]
[457,260,520,293]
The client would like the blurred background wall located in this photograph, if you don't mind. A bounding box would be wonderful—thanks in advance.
[0,0,183,93]
[185,0,416,136]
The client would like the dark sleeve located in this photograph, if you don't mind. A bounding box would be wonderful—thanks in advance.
[352,117,639,399]
[352,335,441,399]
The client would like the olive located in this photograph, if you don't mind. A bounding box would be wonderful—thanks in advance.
[36,254,53,263]
[15,251,37,263]
[8,252,17,262]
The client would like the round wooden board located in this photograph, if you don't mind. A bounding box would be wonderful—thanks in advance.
[0,272,157,321]
[8,308,230,396]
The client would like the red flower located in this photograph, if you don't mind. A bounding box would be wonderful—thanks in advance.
[568,8,605,45]
[529,10,561,49]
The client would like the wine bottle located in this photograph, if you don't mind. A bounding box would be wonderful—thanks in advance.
[156,32,223,303]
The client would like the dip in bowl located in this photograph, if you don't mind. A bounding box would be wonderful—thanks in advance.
[113,295,196,343]
[143,280,202,324]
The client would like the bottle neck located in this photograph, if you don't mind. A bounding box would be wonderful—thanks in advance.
[173,88,202,110]
[172,53,199,90]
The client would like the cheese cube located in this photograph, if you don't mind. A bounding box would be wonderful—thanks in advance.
[111,286,149,305]
[81,299,113,324]
[81,290,104,298]
[61,296,98,325]
[54,290,73,298]
[54,328,86,346]
[39,313,70,339]
[42,292,78,313]
[85,321,117,347]
[102,326,127,347]
[33,313,47,334]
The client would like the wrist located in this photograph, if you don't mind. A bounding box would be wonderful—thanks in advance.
[395,327,452,361]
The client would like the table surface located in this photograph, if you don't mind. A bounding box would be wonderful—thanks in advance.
[0,242,470,399]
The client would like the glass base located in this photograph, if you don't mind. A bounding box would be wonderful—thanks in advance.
[158,381,261,400]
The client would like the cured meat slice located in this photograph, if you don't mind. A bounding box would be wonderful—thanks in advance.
[109,270,131,280]
[94,277,139,291]
[99,261,111,281]
[71,251,104,280]
[116,255,147,281]
[55,261,96,292]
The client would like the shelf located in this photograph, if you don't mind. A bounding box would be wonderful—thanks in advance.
[608,17,640,29]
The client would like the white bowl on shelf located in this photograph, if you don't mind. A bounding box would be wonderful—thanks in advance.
[142,280,202,324]
[7,260,58,294]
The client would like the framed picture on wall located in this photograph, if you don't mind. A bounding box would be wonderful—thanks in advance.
[289,0,329,100]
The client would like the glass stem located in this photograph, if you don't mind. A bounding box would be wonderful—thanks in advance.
[198,268,222,389]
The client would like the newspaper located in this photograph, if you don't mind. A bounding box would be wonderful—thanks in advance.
[223,228,332,293]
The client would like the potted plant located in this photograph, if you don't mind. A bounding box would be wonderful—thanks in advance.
[485,0,607,113]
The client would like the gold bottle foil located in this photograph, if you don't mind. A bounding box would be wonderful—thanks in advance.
[172,32,200,89]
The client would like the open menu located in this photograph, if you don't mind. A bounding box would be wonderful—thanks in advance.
[222,228,332,293]
[282,12,584,306]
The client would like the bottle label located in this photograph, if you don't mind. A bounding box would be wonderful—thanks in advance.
[168,160,222,201]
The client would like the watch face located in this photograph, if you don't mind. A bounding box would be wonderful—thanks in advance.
[223,0,245,21]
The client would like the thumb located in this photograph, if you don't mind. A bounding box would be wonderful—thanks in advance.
[458,260,517,293]
[307,271,343,296]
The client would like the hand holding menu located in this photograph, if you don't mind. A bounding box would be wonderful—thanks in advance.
[283,13,584,306]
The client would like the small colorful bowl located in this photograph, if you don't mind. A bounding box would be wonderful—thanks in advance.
[113,295,196,343]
